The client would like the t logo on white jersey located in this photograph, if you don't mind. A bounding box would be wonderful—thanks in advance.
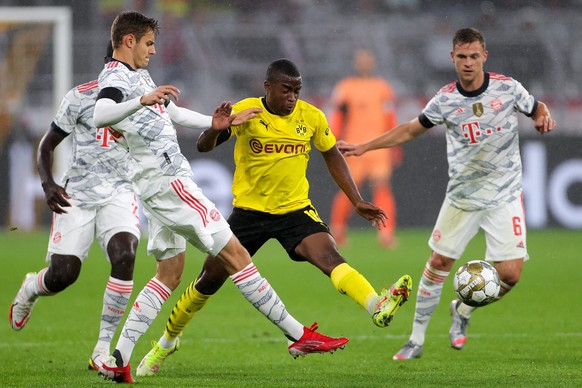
[96,127,116,148]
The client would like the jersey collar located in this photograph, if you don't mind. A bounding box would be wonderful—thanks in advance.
[104,56,136,72]
[456,72,489,97]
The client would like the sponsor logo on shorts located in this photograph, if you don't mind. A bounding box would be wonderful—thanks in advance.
[432,229,441,242]
[210,209,221,222]
[52,232,62,244]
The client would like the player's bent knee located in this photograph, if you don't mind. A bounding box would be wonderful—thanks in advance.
[46,255,82,292]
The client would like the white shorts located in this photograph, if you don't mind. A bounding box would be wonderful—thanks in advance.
[428,197,528,262]
[142,177,232,259]
[47,192,141,262]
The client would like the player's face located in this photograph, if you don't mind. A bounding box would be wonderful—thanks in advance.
[451,41,488,90]
[264,75,302,116]
[133,30,156,69]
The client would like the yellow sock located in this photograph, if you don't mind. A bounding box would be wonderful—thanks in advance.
[330,263,377,312]
[163,279,210,340]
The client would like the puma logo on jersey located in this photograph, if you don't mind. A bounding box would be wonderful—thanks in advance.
[259,120,270,130]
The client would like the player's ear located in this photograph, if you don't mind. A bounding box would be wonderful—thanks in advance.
[483,50,488,63]
[123,34,136,48]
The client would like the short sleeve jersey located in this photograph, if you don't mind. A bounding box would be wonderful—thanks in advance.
[97,60,192,199]
[54,80,133,207]
[230,97,336,214]
[421,72,537,211]
[331,76,395,142]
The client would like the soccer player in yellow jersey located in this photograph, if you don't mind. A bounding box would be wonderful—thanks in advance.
[136,59,413,376]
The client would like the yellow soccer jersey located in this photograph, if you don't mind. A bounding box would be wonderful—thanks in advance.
[230,97,336,214]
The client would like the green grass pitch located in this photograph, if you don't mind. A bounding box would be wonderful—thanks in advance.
[1,228,581,387]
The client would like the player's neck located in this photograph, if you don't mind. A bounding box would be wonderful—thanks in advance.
[112,50,136,70]
[458,71,485,92]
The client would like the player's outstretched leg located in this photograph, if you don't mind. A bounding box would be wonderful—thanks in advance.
[137,278,211,377]
[372,274,413,327]
[287,322,349,359]
[9,273,39,330]
[449,299,470,350]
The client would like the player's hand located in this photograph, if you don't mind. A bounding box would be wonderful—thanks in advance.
[354,200,387,229]
[231,107,263,125]
[42,181,71,214]
[337,140,365,157]
[140,85,180,106]
[535,114,556,134]
[210,101,234,131]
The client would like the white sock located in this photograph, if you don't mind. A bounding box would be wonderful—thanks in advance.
[457,302,476,319]
[158,333,176,349]
[231,263,303,341]
[26,268,53,300]
[409,263,449,346]
[116,277,171,366]
[94,277,133,353]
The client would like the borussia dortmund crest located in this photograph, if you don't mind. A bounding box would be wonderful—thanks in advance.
[296,124,307,136]
[472,102,484,117]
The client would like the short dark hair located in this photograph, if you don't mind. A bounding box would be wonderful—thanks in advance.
[266,59,301,83]
[110,11,159,49]
[453,28,486,50]
[106,40,113,57]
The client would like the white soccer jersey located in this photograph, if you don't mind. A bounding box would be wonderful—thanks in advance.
[54,80,133,207]
[421,72,537,211]
[97,61,192,199]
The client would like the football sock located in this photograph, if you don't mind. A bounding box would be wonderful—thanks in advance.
[457,302,475,319]
[94,277,133,352]
[496,279,513,300]
[409,263,449,345]
[230,263,303,341]
[161,279,210,347]
[330,263,378,313]
[27,268,53,299]
[116,277,171,366]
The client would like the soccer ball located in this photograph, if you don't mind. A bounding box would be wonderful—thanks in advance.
[453,260,500,307]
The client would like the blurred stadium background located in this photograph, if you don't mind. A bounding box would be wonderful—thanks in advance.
[0,0,580,232]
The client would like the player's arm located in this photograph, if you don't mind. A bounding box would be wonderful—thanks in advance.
[37,125,71,214]
[93,85,180,127]
[197,102,262,152]
[531,101,556,134]
[321,145,387,229]
[166,101,212,129]
[338,117,429,157]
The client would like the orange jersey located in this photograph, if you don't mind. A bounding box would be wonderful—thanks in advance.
[330,76,396,143]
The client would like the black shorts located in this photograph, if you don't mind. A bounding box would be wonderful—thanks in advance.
[227,205,330,262]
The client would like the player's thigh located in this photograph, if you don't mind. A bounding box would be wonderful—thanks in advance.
[481,198,528,262]
[226,207,271,257]
[428,200,482,260]
[94,192,141,258]
[146,210,187,261]
[46,205,97,262]
[275,205,332,262]
[143,178,231,256]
